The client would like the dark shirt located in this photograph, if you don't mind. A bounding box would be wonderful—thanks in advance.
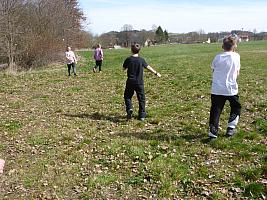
[123,56,148,85]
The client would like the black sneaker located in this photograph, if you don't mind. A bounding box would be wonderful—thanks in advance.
[226,127,235,137]
[127,109,133,120]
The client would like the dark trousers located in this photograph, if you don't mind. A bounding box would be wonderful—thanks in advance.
[124,83,146,118]
[209,94,241,133]
[94,60,102,71]
[67,62,76,75]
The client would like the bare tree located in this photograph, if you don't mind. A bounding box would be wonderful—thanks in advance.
[0,0,87,69]
[253,28,257,40]
[121,24,133,47]
[0,0,24,69]
[151,24,157,32]
[198,29,207,42]
[139,29,148,46]
[97,32,117,48]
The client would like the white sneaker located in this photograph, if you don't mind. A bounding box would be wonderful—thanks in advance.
[226,127,236,137]
[208,132,218,139]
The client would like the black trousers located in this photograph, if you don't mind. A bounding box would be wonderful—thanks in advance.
[67,62,76,75]
[209,94,241,133]
[94,60,102,71]
[124,83,146,118]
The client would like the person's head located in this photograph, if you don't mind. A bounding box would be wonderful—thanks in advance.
[131,43,141,54]
[66,46,71,51]
[97,44,101,48]
[222,36,237,51]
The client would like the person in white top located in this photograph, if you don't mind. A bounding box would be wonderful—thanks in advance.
[209,36,241,138]
[65,46,77,76]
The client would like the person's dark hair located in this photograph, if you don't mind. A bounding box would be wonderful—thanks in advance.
[223,36,237,51]
[131,43,141,54]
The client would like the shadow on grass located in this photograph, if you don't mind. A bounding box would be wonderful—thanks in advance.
[64,112,125,123]
[115,131,206,143]
[65,112,213,143]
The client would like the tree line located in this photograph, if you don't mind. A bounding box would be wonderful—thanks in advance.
[168,30,267,44]
[94,25,169,48]
[0,0,91,70]
[95,26,267,48]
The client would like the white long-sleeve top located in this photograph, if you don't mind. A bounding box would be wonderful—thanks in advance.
[65,50,77,64]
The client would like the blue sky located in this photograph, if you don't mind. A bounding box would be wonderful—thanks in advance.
[79,0,267,35]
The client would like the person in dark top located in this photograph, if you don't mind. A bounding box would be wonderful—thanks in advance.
[123,43,161,121]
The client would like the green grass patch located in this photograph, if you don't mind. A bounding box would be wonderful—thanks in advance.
[254,118,267,135]
[87,174,118,188]
[4,120,22,132]
[0,41,266,199]
[240,167,262,181]
[244,182,266,198]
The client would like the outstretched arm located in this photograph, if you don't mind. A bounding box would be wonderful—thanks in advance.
[146,65,161,77]
[73,53,78,63]
[101,49,104,60]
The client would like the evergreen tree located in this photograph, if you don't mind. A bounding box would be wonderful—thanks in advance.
[155,26,164,43]
[164,30,169,42]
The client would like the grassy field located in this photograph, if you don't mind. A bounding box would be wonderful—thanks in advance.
[0,41,266,199]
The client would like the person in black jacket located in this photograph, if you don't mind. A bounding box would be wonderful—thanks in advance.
[123,43,161,121]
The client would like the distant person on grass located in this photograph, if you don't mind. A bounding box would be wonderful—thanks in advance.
[93,44,104,73]
[209,36,241,139]
[65,46,77,76]
[123,43,161,121]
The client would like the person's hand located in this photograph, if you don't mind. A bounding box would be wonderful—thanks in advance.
[0,159,5,174]
[155,72,161,77]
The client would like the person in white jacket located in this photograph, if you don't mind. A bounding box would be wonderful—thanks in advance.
[65,46,77,76]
